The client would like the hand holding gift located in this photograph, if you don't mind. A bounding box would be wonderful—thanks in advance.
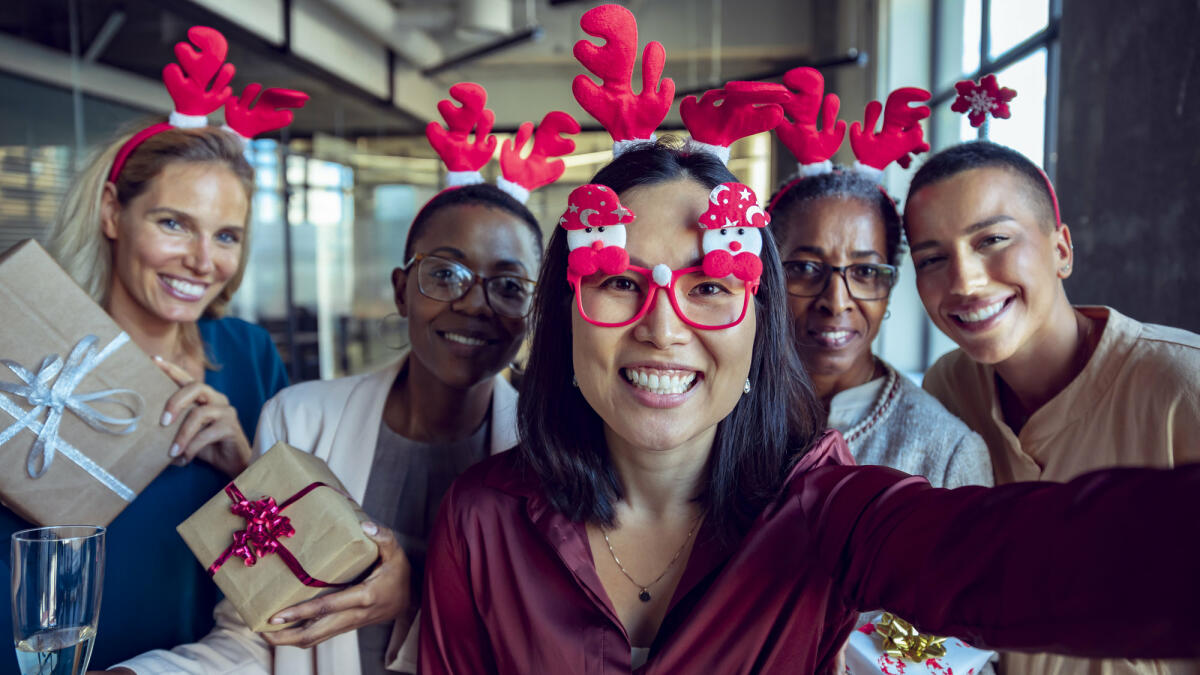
[178,442,380,633]
[262,520,413,649]
[0,240,181,526]
[153,355,251,477]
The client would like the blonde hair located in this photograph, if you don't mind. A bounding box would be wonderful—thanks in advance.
[46,121,256,365]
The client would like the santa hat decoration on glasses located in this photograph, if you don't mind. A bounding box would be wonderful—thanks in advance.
[697,182,770,293]
[767,66,930,212]
[560,184,635,284]
[425,82,581,203]
[109,26,309,183]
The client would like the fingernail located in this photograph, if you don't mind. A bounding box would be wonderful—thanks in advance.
[169,444,181,457]
[362,521,378,536]
[270,616,286,625]
[161,411,173,426]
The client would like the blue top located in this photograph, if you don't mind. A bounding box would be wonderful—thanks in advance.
[0,317,288,668]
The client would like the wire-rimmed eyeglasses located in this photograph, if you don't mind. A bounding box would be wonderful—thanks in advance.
[782,261,898,301]
[404,253,537,319]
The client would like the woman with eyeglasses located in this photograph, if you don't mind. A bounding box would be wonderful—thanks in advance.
[418,142,1200,674]
[766,170,995,673]
[109,184,542,675]
[765,171,992,490]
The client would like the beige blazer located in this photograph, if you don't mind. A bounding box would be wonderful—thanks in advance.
[113,355,520,675]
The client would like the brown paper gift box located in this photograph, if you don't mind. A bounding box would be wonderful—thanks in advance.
[0,239,180,526]
[178,441,380,632]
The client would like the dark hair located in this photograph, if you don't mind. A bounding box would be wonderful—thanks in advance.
[403,183,543,260]
[766,170,904,266]
[905,140,1057,231]
[517,141,823,541]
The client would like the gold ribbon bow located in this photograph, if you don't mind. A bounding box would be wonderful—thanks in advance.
[876,612,948,662]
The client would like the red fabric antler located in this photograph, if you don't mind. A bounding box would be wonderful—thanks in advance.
[849,87,931,172]
[776,67,846,167]
[162,26,236,121]
[224,85,309,140]
[499,111,581,201]
[680,81,788,163]
[572,4,674,147]
[426,83,498,176]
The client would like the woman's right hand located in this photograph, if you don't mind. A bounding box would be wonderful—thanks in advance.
[260,521,413,650]
[155,356,253,478]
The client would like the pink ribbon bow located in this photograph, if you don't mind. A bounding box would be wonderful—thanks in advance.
[207,482,348,588]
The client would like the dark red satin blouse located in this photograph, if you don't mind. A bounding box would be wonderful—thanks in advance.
[420,431,1200,674]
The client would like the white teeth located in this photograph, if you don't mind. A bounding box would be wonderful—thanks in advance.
[163,277,205,297]
[444,332,487,346]
[954,299,1006,323]
[623,368,697,395]
[819,330,851,341]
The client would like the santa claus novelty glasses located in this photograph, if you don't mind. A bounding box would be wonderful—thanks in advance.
[560,182,768,330]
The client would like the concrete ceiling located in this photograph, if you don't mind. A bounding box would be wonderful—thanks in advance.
[0,0,869,138]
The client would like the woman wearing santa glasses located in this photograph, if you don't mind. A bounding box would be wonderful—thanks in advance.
[418,141,1200,675]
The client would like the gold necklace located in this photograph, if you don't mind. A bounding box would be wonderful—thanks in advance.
[601,516,702,603]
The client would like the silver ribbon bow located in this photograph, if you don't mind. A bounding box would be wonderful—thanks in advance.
[0,333,144,502]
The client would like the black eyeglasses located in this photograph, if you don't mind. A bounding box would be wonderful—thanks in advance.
[783,261,898,300]
[404,253,537,318]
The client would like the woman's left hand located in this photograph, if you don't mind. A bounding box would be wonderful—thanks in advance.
[155,356,252,478]
[261,522,414,650]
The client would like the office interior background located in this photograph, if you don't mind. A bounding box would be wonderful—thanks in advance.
[0,0,1195,383]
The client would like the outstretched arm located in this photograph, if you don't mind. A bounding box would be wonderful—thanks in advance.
[802,461,1200,659]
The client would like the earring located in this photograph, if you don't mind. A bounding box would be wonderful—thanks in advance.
[743,378,751,394]
[883,309,891,320]
[571,375,578,388]
[379,312,408,350]
[1061,263,1072,273]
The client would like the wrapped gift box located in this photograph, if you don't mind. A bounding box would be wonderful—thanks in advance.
[0,239,181,526]
[847,612,994,675]
[178,441,380,632]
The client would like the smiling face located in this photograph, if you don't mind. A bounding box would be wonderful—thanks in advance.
[571,178,756,454]
[777,196,889,398]
[395,203,541,389]
[102,161,249,327]
[905,166,1072,365]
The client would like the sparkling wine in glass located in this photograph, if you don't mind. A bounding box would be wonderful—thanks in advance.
[11,526,105,675]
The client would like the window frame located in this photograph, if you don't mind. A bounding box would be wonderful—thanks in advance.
[927,0,1063,179]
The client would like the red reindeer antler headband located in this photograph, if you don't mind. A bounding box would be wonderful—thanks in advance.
[109,26,308,183]
[572,4,674,156]
[768,67,929,212]
[680,82,789,165]
[425,82,579,204]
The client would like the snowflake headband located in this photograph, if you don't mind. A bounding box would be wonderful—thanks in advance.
[425,82,580,204]
[949,74,1059,228]
[767,67,930,216]
[558,180,768,297]
[109,26,309,184]
[571,4,789,166]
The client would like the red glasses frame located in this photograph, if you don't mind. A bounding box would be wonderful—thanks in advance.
[570,263,754,330]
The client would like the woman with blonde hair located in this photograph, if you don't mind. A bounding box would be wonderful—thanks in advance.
[0,26,298,668]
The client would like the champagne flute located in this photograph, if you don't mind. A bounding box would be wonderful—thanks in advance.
[10,526,105,675]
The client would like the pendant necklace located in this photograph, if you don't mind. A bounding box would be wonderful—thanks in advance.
[602,515,702,603]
